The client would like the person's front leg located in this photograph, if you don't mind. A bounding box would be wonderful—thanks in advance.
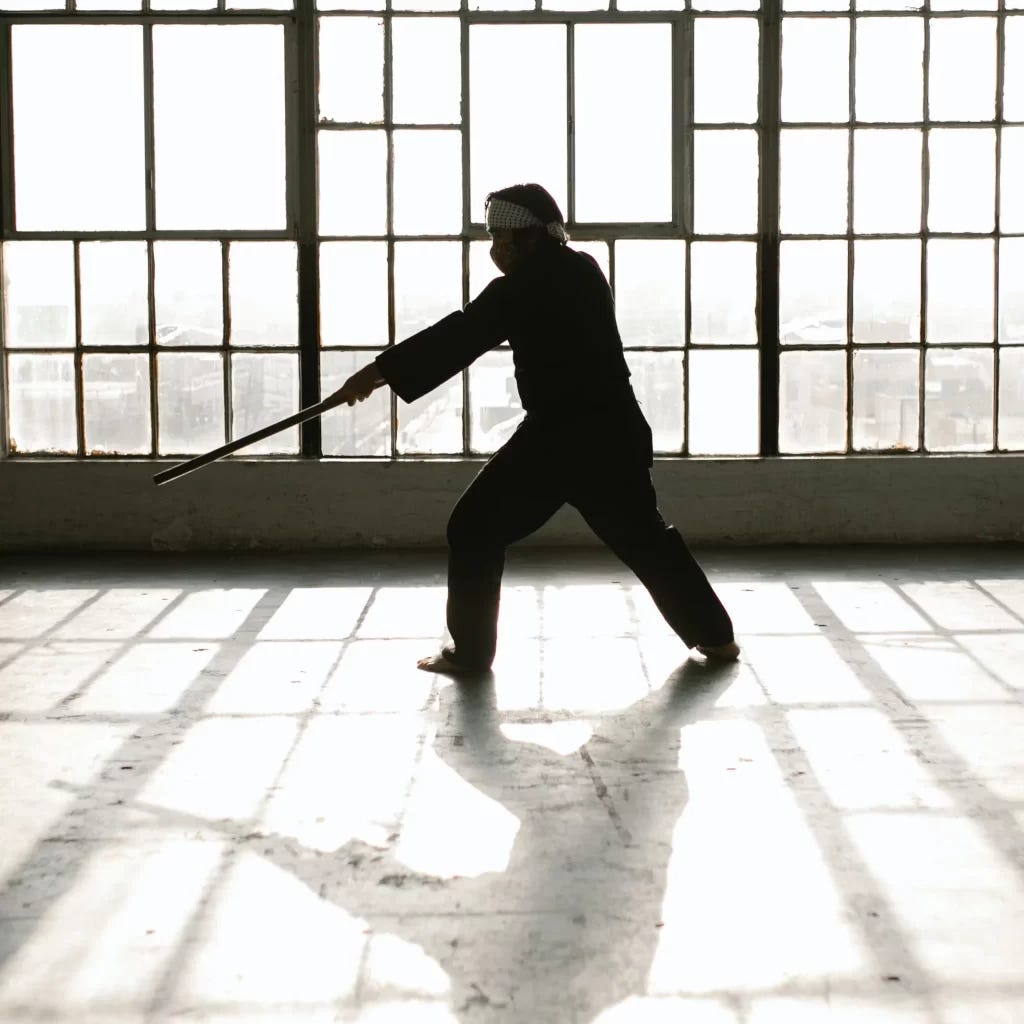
[418,425,562,673]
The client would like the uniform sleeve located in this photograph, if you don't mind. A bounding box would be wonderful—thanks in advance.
[375,278,513,404]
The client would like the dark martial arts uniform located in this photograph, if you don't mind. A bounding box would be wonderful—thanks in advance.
[375,242,735,670]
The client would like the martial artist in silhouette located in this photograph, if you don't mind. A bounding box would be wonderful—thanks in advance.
[330,183,739,673]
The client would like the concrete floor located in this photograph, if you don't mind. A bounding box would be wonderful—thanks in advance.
[0,546,1022,1024]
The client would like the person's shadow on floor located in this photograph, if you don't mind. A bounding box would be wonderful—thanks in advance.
[254,654,740,1021]
[66,654,741,1021]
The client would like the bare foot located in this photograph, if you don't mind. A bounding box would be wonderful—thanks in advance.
[417,651,475,675]
[696,641,741,661]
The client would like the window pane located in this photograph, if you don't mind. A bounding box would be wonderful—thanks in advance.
[1006,18,1024,121]
[853,239,921,344]
[153,25,286,230]
[470,26,567,220]
[80,242,149,347]
[228,243,298,348]
[694,19,759,123]
[318,17,384,123]
[83,353,151,455]
[11,26,144,231]
[397,375,464,453]
[470,0,533,11]
[925,348,993,451]
[927,129,995,233]
[2,242,75,349]
[574,25,672,222]
[927,239,994,345]
[614,240,685,347]
[547,0,606,9]
[780,350,847,453]
[321,350,391,456]
[780,130,849,233]
[619,0,684,12]
[319,0,384,11]
[780,240,847,344]
[999,348,1024,450]
[785,0,847,12]
[781,18,850,123]
[688,349,759,455]
[393,131,463,234]
[853,129,922,233]
[855,18,923,122]
[697,0,759,11]
[152,0,218,9]
[76,0,141,9]
[857,0,922,11]
[999,238,1024,343]
[624,351,684,453]
[231,353,299,454]
[318,130,388,235]
[394,242,462,340]
[694,130,759,234]
[392,18,461,124]
[690,242,757,344]
[1000,128,1024,233]
[928,19,996,121]
[393,0,458,13]
[157,352,225,455]
[7,354,77,454]
[853,348,920,451]
[154,242,224,348]
[931,0,994,10]
[470,240,501,299]
[469,350,524,454]
[320,242,389,347]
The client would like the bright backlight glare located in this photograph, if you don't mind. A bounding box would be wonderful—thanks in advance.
[153,25,287,230]
[469,25,567,219]
[574,24,673,222]
[12,25,145,231]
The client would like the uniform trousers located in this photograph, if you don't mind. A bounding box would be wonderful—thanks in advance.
[443,415,735,670]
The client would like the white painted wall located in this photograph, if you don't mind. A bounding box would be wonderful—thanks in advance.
[2,455,1022,550]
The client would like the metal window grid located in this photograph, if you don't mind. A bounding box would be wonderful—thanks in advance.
[0,0,1020,459]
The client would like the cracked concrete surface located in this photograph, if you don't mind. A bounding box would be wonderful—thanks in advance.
[0,546,1022,1023]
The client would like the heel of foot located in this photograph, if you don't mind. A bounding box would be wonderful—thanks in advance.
[696,641,741,661]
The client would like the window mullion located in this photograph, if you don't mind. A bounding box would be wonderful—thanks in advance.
[994,1,1006,449]
[295,4,321,457]
[0,27,12,458]
[144,23,158,458]
[567,20,576,228]
[385,7,398,460]
[759,0,782,457]
[846,10,855,454]
[918,7,930,452]
[676,15,691,238]
[461,16,472,456]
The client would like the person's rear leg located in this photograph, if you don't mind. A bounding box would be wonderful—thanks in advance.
[419,424,563,673]
[569,465,737,658]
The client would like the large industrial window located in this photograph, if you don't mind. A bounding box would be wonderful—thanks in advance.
[0,0,1019,459]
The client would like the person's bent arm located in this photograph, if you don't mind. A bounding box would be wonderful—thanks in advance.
[326,277,511,409]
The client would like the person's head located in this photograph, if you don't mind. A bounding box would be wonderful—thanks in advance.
[484,184,568,275]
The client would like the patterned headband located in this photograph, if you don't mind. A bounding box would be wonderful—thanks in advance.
[485,198,569,243]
